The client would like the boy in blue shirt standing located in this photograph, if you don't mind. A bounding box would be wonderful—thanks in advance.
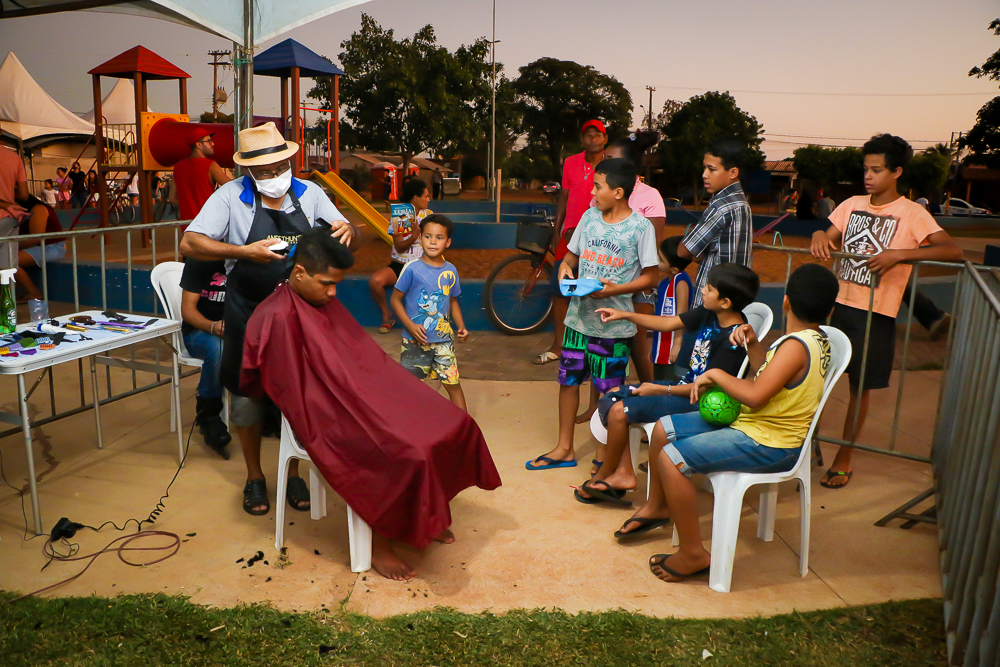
[391,214,470,411]
[527,158,659,470]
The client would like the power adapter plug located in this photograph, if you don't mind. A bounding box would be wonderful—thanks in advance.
[50,517,83,541]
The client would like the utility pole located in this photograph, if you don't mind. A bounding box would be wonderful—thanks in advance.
[645,86,655,130]
[208,50,231,121]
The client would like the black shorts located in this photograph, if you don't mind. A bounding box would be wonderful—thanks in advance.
[830,303,895,390]
[389,260,406,278]
[220,334,245,395]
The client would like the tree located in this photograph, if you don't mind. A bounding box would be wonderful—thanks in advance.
[654,99,684,128]
[968,18,1000,84]
[962,19,1000,165]
[512,58,632,180]
[901,152,950,200]
[655,91,765,202]
[308,14,513,175]
[792,145,863,187]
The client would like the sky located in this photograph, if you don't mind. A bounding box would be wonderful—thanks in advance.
[2,0,999,160]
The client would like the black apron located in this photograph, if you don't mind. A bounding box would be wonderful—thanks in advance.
[220,189,312,395]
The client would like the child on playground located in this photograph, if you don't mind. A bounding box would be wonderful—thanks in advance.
[526,157,659,471]
[391,214,469,411]
[41,179,58,207]
[55,167,71,210]
[810,134,962,489]
[371,178,432,334]
[627,264,841,583]
[579,261,757,505]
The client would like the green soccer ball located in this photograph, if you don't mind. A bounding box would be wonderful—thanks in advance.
[699,387,742,426]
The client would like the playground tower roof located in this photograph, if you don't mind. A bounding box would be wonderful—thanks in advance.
[254,38,345,79]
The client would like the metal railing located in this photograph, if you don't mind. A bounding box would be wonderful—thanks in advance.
[930,263,1000,666]
[0,219,194,440]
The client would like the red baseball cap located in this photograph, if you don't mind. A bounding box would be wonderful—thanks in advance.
[186,127,214,147]
[581,119,607,135]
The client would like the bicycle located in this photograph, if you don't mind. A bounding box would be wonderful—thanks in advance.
[483,211,557,335]
[106,179,136,226]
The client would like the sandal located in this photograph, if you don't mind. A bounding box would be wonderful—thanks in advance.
[242,479,270,516]
[649,554,710,581]
[820,469,853,489]
[574,485,626,505]
[533,351,559,365]
[580,480,632,507]
[590,459,603,477]
[614,516,670,539]
[377,320,395,334]
[285,475,311,511]
[638,461,649,474]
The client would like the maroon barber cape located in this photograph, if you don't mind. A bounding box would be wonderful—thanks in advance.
[240,283,501,549]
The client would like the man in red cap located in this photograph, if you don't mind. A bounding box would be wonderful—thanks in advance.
[534,119,607,366]
[173,127,232,222]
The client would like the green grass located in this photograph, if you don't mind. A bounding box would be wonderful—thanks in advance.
[0,592,946,666]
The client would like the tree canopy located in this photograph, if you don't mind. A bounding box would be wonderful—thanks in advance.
[655,91,765,201]
[792,145,863,187]
[963,19,1000,166]
[512,58,632,180]
[308,13,512,174]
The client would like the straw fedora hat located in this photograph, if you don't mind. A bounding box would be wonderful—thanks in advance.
[232,122,299,167]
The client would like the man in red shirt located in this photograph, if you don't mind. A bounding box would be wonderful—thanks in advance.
[173,128,231,222]
[0,145,28,271]
[534,119,607,365]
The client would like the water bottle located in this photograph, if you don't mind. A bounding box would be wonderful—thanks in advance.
[0,268,16,334]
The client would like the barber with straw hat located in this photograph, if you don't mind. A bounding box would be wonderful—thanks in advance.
[181,122,359,517]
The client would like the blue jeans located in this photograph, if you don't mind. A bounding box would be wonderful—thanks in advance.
[183,329,223,399]
[659,412,801,478]
[597,383,697,426]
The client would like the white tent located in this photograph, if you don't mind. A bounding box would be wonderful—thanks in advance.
[84,79,151,125]
[1,0,372,46]
[0,52,94,142]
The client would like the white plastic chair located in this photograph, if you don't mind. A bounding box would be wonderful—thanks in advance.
[589,302,775,498]
[274,415,372,573]
[674,325,851,593]
[149,261,228,431]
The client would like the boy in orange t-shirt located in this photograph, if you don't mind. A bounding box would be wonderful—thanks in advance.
[810,134,962,489]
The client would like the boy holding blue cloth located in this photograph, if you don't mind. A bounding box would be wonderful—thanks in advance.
[527,158,658,470]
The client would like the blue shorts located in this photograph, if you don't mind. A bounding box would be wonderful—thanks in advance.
[659,412,801,478]
[597,383,697,426]
[23,241,66,266]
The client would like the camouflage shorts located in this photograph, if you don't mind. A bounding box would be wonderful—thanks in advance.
[400,339,460,385]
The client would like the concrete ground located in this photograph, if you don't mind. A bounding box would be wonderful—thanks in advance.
[0,325,942,618]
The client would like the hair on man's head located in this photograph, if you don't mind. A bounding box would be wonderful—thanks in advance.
[402,177,428,203]
[594,157,636,198]
[607,130,659,168]
[293,226,355,274]
[419,213,455,238]
[705,137,750,176]
[785,263,840,323]
[659,235,692,272]
[706,263,759,312]
[862,133,913,172]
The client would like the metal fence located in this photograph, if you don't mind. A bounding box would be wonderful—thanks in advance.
[0,219,193,441]
[931,263,1000,666]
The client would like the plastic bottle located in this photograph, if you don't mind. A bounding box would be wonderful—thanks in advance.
[0,268,16,334]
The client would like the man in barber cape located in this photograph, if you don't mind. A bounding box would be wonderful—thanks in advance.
[180,122,361,517]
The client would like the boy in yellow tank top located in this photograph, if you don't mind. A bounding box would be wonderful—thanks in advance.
[617,264,842,584]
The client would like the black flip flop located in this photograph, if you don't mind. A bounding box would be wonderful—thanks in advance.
[614,516,670,539]
[285,475,311,511]
[242,479,270,516]
[648,554,711,581]
[574,485,626,505]
[820,469,853,489]
[581,480,632,507]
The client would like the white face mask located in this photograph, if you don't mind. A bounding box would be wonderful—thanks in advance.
[252,168,292,199]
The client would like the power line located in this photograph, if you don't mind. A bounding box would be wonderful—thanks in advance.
[650,85,997,98]
[767,133,948,143]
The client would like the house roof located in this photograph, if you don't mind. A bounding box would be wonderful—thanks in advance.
[254,39,344,78]
[764,160,796,174]
[89,46,190,80]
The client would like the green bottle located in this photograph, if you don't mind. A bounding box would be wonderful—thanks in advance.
[0,268,16,334]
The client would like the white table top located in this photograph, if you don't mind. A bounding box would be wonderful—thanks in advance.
[0,310,180,375]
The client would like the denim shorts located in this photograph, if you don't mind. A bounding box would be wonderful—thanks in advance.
[24,241,66,266]
[597,383,697,426]
[659,412,801,478]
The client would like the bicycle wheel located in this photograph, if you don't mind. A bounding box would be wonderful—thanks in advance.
[121,202,136,224]
[107,205,122,226]
[484,253,554,335]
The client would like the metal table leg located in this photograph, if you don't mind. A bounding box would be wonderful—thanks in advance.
[89,355,103,448]
[173,349,184,466]
[18,374,43,535]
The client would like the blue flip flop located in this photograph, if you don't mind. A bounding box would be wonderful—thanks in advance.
[526,456,578,471]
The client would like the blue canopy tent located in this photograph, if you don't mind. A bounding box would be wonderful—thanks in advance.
[254,38,345,173]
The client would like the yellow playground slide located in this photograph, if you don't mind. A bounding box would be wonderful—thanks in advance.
[310,170,392,245]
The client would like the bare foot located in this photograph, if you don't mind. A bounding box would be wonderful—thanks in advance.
[371,534,416,581]
[649,551,711,583]
[434,528,455,544]
[575,404,597,424]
